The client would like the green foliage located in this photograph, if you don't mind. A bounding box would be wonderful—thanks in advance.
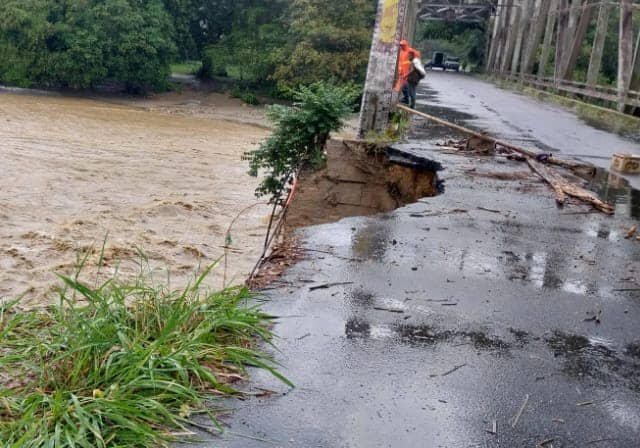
[0,260,288,447]
[0,0,176,93]
[170,60,202,75]
[269,0,376,91]
[230,86,260,105]
[244,83,355,201]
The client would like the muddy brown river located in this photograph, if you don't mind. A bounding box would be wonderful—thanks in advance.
[0,90,271,307]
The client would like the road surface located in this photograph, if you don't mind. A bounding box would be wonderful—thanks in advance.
[184,74,640,447]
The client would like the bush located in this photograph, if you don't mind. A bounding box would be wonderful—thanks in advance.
[243,82,355,202]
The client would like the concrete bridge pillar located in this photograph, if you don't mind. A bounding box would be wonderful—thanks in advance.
[359,0,417,137]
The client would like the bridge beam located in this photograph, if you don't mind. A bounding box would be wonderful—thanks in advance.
[618,0,633,112]
[359,0,417,137]
[586,4,609,87]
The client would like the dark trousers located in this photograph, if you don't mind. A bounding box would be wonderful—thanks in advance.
[401,82,417,108]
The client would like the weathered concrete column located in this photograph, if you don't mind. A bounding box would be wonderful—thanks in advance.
[586,4,609,86]
[617,0,633,112]
[359,0,414,137]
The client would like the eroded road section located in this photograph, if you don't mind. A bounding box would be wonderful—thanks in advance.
[197,74,640,447]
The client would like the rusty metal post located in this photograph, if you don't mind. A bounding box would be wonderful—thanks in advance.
[358,0,413,137]
[586,4,609,86]
[617,0,633,112]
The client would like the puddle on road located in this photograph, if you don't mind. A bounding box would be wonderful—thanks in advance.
[547,331,640,393]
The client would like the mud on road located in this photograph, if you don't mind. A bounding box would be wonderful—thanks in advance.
[0,90,272,307]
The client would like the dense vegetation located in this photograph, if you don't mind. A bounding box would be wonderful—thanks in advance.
[0,262,289,447]
[0,0,377,94]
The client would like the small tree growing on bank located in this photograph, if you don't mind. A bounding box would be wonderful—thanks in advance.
[244,83,355,203]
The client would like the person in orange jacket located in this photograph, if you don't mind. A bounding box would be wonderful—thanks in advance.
[394,39,421,92]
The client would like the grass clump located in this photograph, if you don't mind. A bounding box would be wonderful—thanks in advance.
[0,263,288,447]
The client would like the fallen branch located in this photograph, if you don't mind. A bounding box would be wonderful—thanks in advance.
[527,158,566,205]
[397,104,590,172]
[441,363,467,376]
[309,282,354,291]
[528,159,614,214]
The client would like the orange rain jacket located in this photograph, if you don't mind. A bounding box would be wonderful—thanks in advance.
[394,39,421,91]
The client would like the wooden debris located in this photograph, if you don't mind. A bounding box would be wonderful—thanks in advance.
[309,281,354,291]
[511,394,530,428]
[398,104,615,214]
[552,418,565,424]
[577,401,594,406]
[397,104,591,172]
[477,206,502,213]
[441,363,467,376]
[528,159,614,214]
[625,224,638,239]
[373,306,404,313]
[538,438,555,447]
[485,419,497,435]
[527,158,567,205]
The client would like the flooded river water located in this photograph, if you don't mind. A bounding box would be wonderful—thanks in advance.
[0,90,271,307]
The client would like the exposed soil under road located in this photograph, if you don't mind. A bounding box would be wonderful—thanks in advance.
[0,89,272,307]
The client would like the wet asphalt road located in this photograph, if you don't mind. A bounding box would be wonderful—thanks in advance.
[414,71,640,189]
[186,73,640,447]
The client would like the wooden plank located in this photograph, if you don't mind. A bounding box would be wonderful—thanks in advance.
[539,0,559,78]
[527,158,566,204]
[587,5,610,86]
[617,0,633,112]
[563,2,594,79]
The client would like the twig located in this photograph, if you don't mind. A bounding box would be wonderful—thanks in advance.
[586,438,619,445]
[577,401,594,406]
[477,206,502,213]
[538,438,554,447]
[309,282,354,291]
[296,333,311,340]
[441,363,467,377]
[511,394,530,428]
[373,306,405,313]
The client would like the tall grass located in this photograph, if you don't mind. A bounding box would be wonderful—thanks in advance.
[0,263,289,447]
